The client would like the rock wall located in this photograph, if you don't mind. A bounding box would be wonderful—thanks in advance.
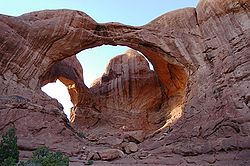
[0,95,83,157]
[72,49,168,133]
[139,1,250,165]
[0,0,249,165]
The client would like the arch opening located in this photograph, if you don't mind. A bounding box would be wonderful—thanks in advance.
[39,44,189,140]
[40,45,157,122]
[42,79,73,118]
[77,45,154,87]
[39,42,189,139]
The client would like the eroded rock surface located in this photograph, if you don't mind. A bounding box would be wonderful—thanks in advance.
[0,0,249,165]
[0,95,83,158]
[40,55,94,107]
[71,49,170,134]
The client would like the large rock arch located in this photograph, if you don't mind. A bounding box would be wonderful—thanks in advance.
[0,8,191,96]
[0,0,249,165]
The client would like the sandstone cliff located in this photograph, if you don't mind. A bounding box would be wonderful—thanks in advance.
[0,0,249,165]
[71,49,168,133]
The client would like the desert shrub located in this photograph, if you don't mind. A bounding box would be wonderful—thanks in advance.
[0,128,19,165]
[1,157,16,166]
[0,128,69,166]
[20,146,69,166]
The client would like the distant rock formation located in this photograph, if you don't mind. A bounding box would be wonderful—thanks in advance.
[71,49,168,133]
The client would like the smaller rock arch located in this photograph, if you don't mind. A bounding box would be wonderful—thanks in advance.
[40,55,93,107]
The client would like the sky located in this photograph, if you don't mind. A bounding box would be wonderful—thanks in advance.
[0,0,199,118]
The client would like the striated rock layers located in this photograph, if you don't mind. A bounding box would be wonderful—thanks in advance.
[71,49,169,133]
[0,0,250,165]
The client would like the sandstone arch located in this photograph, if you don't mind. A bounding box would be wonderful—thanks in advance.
[0,8,191,110]
[40,47,188,134]
[0,8,192,96]
[0,0,250,165]
[40,55,93,107]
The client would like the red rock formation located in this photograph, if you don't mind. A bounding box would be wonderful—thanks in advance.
[0,95,83,156]
[40,55,93,107]
[41,55,83,105]
[71,49,167,133]
[0,0,249,165]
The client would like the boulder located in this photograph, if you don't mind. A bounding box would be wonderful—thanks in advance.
[123,142,139,154]
[98,149,124,161]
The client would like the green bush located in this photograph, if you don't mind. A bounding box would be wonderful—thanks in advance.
[1,157,16,166]
[20,146,69,166]
[0,128,19,165]
[0,128,70,166]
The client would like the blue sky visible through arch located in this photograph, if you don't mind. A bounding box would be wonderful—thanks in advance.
[0,0,199,118]
[77,45,129,87]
